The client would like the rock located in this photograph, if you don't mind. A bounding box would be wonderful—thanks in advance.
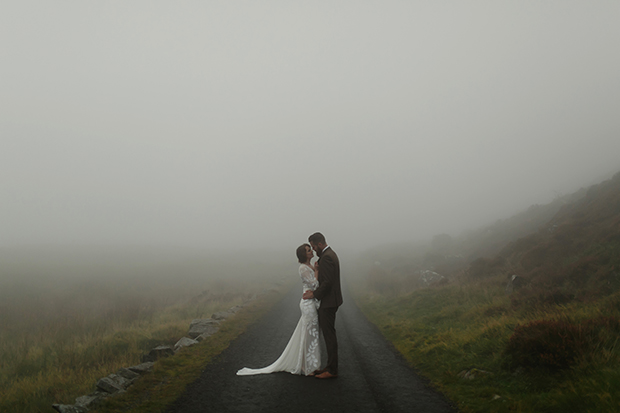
[229,305,243,313]
[212,311,234,320]
[457,368,492,380]
[244,293,257,302]
[492,395,501,400]
[505,274,525,294]
[53,364,143,412]
[75,392,106,408]
[97,376,124,394]
[420,270,444,286]
[96,374,132,394]
[195,328,219,341]
[188,319,220,339]
[111,373,132,389]
[142,345,175,362]
[128,362,154,374]
[52,405,88,413]
[117,367,140,381]
[174,337,199,352]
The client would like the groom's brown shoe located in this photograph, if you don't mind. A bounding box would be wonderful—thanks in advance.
[309,368,326,376]
[315,371,338,379]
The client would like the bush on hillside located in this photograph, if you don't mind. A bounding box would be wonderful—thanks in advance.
[504,319,587,371]
[505,316,620,371]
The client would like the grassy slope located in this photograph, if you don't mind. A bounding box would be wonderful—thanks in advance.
[92,287,288,413]
[0,249,292,413]
[355,171,620,412]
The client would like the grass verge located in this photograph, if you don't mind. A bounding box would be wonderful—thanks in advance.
[92,287,288,413]
[0,248,293,413]
[355,277,620,413]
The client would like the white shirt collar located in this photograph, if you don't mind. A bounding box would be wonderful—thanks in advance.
[322,245,330,253]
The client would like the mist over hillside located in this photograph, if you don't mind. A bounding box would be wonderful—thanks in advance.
[357,169,620,296]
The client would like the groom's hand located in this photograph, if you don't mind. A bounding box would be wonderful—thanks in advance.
[302,291,314,300]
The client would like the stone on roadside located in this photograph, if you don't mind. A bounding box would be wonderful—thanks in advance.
[188,319,220,339]
[174,336,199,352]
[97,374,132,394]
[75,392,107,409]
[212,310,234,320]
[128,361,154,374]
[52,405,88,413]
[117,367,140,381]
[229,305,243,313]
[96,376,124,394]
[244,293,257,302]
[112,372,134,389]
[142,345,175,362]
[195,329,219,341]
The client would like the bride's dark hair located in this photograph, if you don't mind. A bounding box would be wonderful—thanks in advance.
[296,244,311,263]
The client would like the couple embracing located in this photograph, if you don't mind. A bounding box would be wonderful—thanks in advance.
[237,232,342,379]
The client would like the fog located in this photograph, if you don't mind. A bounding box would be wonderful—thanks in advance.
[2,1,619,253]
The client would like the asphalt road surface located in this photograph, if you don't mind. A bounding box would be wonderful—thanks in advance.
[166,282,458,413]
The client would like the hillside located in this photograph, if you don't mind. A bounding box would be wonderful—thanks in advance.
[360,172,620,297]
[468,170,620,304]
[354,170,620,412]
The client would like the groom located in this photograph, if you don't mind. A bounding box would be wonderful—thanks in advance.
[302,232,342,379]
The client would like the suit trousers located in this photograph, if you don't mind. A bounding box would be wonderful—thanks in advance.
[318,306,338,374]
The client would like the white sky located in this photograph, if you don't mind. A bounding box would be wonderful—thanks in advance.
[2,1,619,252]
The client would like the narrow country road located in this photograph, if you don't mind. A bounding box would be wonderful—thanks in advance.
[166,282,458,413]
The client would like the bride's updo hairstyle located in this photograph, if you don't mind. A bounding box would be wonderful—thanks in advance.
[296,244,310,263]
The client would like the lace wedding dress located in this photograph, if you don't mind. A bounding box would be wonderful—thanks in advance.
[237,264,321,376]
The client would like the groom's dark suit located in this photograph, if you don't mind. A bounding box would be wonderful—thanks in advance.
[312,247,342,375]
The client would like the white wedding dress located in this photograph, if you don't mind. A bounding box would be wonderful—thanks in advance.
[237,264,321,376]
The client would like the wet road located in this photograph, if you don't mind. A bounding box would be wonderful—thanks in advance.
[166,283,457,413]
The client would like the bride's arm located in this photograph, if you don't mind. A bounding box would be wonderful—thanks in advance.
[299,265,316,285]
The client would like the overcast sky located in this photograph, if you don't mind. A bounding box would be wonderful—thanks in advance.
[2,1,619,252]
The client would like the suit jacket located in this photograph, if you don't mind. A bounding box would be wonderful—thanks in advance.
[313,247,343,308]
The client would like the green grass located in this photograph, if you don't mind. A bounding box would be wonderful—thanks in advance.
[0,248,293,413]
[351,173,620,411]
[92,287,287,413]
[355,276,620,412]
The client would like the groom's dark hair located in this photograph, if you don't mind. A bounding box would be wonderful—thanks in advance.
[308,232,326,245]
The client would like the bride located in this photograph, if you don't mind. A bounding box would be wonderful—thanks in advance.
[236,243,321,376]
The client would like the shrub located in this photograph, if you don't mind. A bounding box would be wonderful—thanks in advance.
[504,319,587,371]
[505,316,620,371]
[582,316,620,345]
[509,283,574,309]
[565,255,599,285]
